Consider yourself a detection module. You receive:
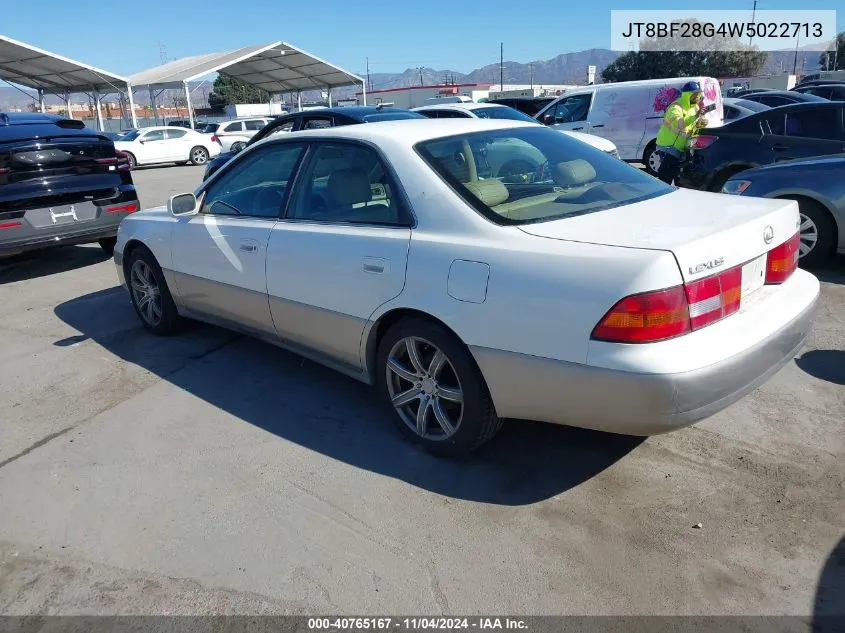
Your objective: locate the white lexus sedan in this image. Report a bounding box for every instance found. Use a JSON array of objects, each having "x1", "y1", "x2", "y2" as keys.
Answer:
[
  {"x1": 114, "y1": 126, "x2": 220, "y2": 168},
  {"x1": 113, "y1": 119, "x2": 819, "y2": 456}
]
